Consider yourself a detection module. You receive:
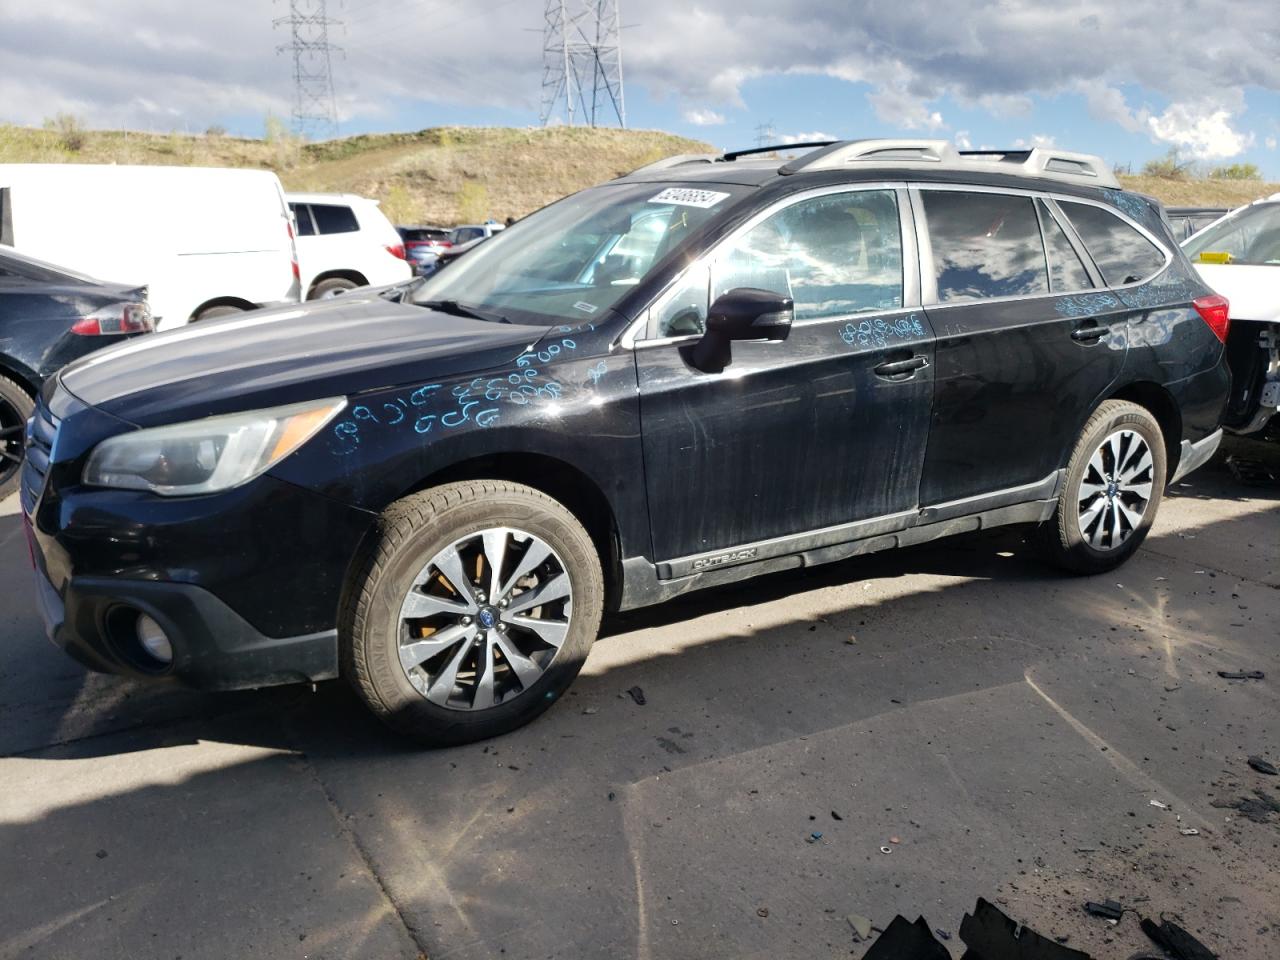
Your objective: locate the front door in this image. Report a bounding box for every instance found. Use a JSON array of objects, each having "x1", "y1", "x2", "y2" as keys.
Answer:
[{"x1": 635, "y1": 187, "x2": 936, "y2": 565}]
